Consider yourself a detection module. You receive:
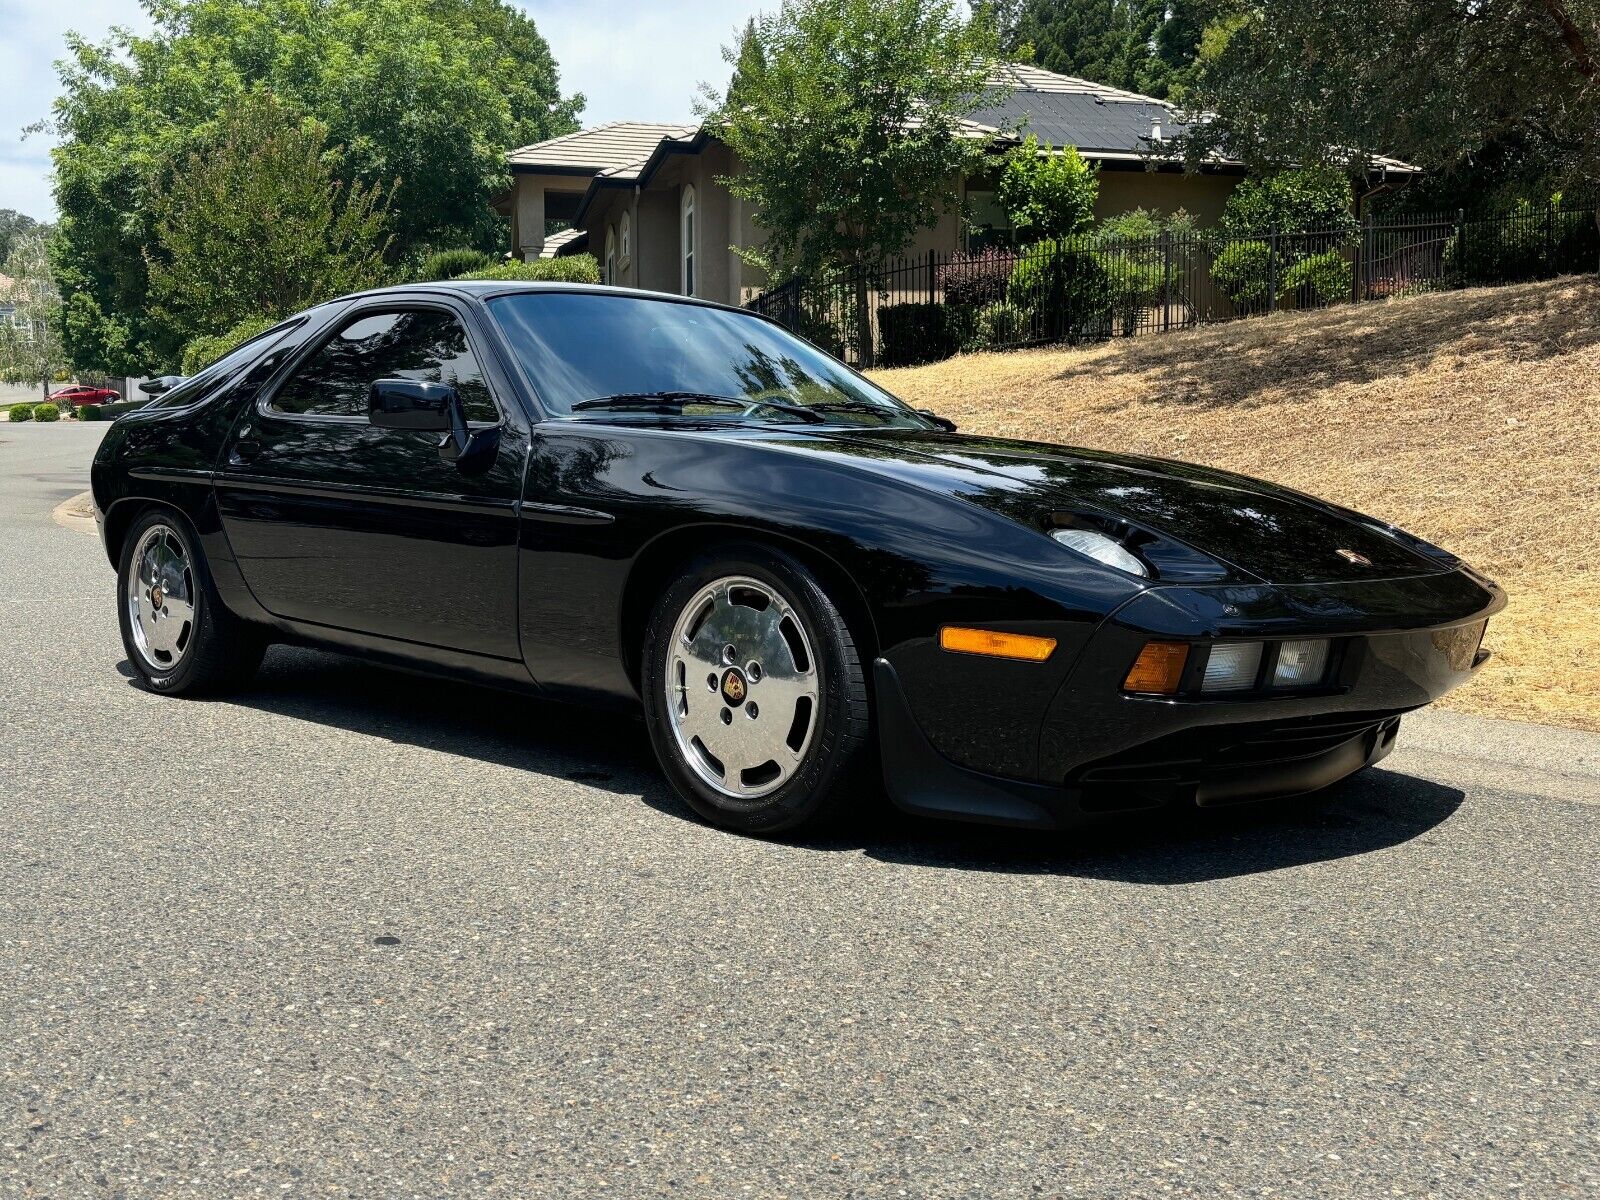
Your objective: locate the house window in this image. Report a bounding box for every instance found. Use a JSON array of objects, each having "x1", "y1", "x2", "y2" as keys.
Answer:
[
  {"x1": 619, "y1": 212, "x2": 631, "y2": 268},
  {"x1": 965, "y1": 188, "x2": 1013, "y2": 252},
  {"x1": 681, "y1": 185, "x2": 695, "y2": 296},
  {"x1": 605, "y1": 225, "x2": 617, "y2": 285}
]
